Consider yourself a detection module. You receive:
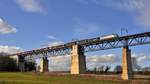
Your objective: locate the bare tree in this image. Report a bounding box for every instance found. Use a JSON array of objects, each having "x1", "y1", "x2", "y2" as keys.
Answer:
[{"x1": 104, "y1": 65, "x2": 111, "y2": 73}]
